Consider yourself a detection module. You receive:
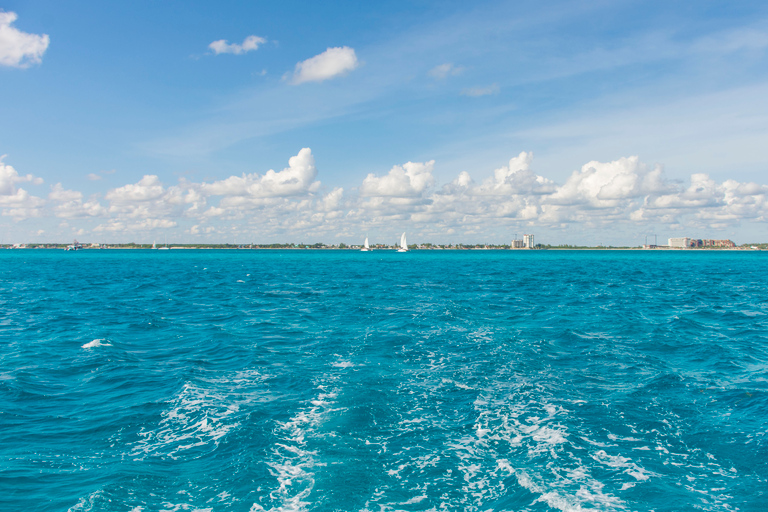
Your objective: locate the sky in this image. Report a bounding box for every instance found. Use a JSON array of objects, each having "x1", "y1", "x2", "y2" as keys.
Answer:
[{"x1": 1, "y1": 0, "x2": 768, "y2": 246}]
